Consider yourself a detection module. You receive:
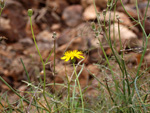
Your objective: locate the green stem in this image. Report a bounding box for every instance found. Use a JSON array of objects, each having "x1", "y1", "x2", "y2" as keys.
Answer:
[
  {"x1": 105, "y1": 78, "x2": 115, "y2": 103},
  {"x1": 93, "y1": 0, "x2": 119, "y2": 105},
  {"x1": 65, "y1": 65, "x2": 71, "y2": 113},
  {"x1": 136, "y1": 26, "x2": 149, "y2": 77},
  {"x1": 72, "y1": 77, "x2": 77, "y2": 112},
  {"x1": 134, "y1": 76, "x2": 147, "y2": 112},
  {"x1": 53, "y1": 35, "x2": 56, "y2": 90},
  {"x1": 29, "y1": 17, "x2": 51, "y2": 111},
  {"x1": 73, "y1": 63, "x2": 84, "y2": 113},
  {"x1": 142, "y1": 0, "x2": 150, "y2": 46},
  {"x1": 120, "y1": 0, "x2": 138, "y2": 23},
  {"x1": 118, "y1": 20, "x2": 132, "y2": 105},
  {"x1": 0, "y1": 76, "x2": 47, "y2": 111},
  {"x1": 20, "y1": 58, "x2": 40, "y2": 113},
  {"x1": 0, "y1": 8, "x2": 3, "y2": 16},
  {"x1": 52, "y1": 33, "x2": 59, "y2": 112}
]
